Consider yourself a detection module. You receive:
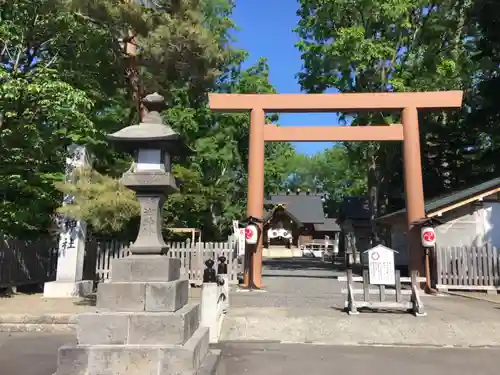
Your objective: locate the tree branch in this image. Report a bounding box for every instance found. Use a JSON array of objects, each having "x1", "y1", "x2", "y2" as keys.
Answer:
[
  {"x1": 12, "y1": 46, "x2": 23, "y2": 73},
  {"x1": 72, "y1": 11, "x2": 103, "y2": 26}
]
